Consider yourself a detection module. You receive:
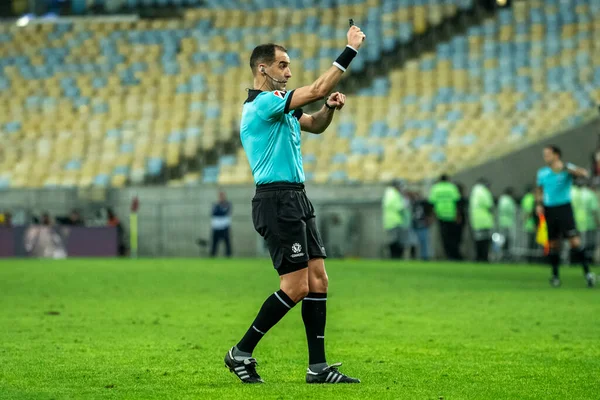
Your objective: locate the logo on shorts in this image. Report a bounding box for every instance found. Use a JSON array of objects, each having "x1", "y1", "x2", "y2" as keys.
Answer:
[
  {"x1": 291, "y1": 242, "x2": 305, "y2": 258},
  {"x1": 292, "y1": 243, "x2": 302, "y2": 254}
]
